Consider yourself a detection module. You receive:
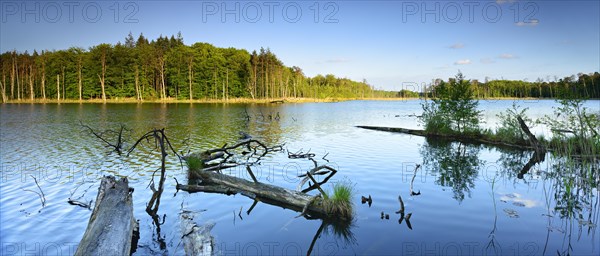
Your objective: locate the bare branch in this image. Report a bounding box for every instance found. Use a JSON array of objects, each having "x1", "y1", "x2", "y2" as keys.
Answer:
[
  {"x1": 80, "y1": 121, "x2": 127, "y2": 154},
  {"x1": 23, "y1": 175, "x2": 46, "y2": 207}
]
